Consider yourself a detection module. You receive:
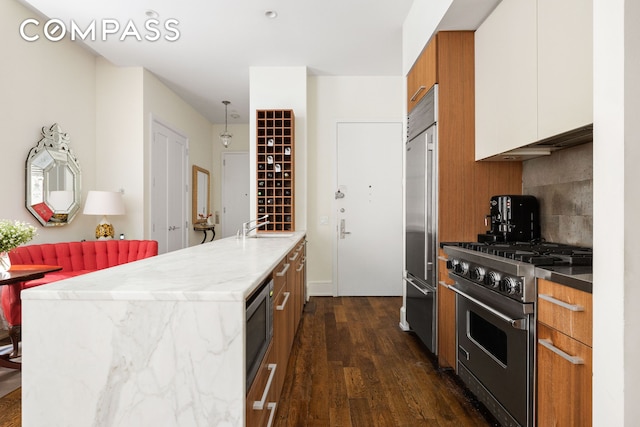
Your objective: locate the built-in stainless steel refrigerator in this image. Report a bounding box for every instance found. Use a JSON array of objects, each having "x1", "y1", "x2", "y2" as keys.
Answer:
[{"x1": 405, "y1": 85, "x2": 438, "y2": 353}]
